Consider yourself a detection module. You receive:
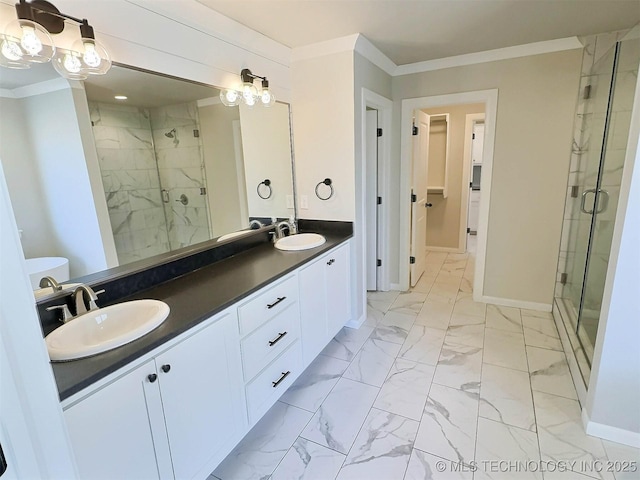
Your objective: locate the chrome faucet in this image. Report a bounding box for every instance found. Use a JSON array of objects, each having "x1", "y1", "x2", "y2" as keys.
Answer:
[
  {"x1": 275, "y1": 221, "x2": 291, "y2": 239},
  {"x1": 39, "y1": 276, "x2": 62, "y2": 291},
  {"x1": 73, "y1": 285, "x2": 104, "y2": 316}
]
